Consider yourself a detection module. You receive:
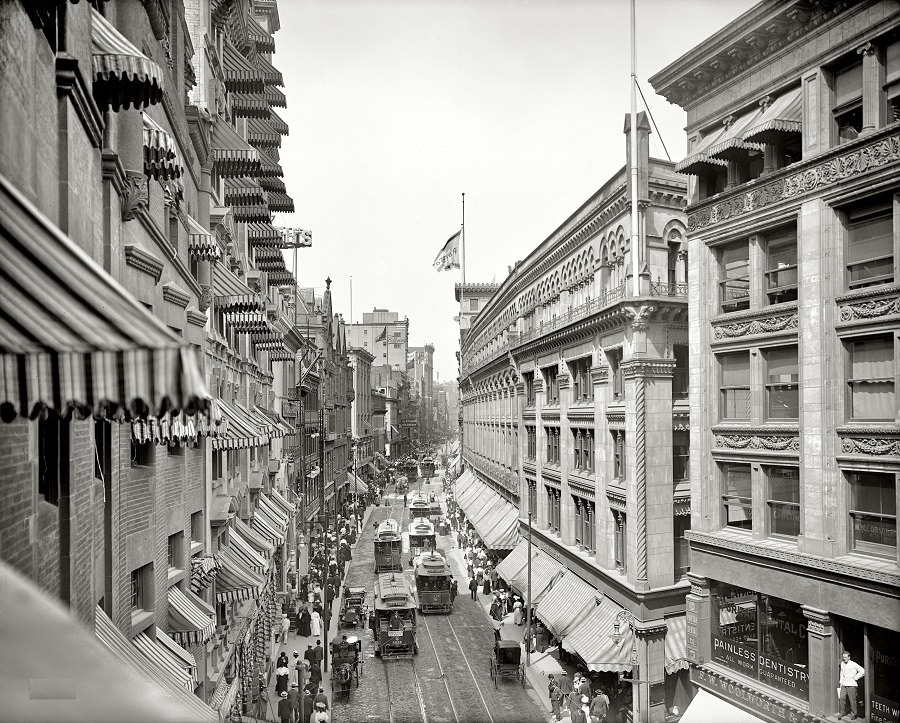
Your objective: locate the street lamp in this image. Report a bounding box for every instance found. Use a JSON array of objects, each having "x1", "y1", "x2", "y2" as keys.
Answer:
[{"x1": 612, "y1": 609, "x2": 642, "y2": 723}]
